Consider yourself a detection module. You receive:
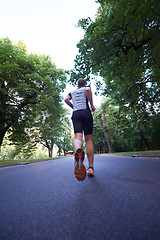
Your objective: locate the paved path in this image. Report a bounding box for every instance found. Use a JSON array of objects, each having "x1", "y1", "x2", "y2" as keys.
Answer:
[{"x1": 0, "y1": 155, "x2": 160, "y2": 240}]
